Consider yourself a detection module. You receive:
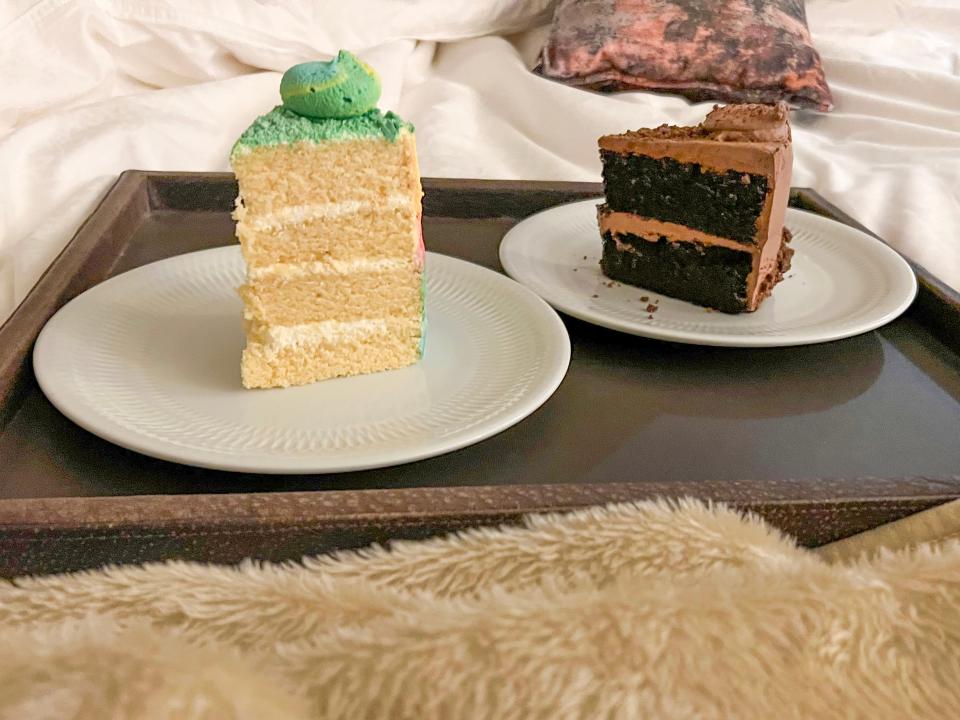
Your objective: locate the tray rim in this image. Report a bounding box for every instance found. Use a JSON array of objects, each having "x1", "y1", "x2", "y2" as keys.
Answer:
[{"x1": 1, "y1": 171, "x2": 959, "y2": 575}]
